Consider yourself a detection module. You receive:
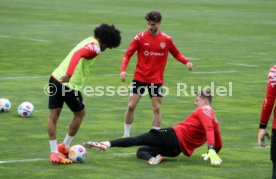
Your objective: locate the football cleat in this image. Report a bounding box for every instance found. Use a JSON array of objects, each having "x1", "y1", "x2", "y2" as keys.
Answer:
[
  {"x1": 148, "y1": 154, "x2": 164, "y2": 165},
  {"x1": 57, "y1": 143, "x2": 69, "y2": 157},
  {"x1": 50, "y1": 152, "x2": 73, "y2": 164},
  {"x1": 82, "y1": 141, "x2": 107, "y2": 151}
]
